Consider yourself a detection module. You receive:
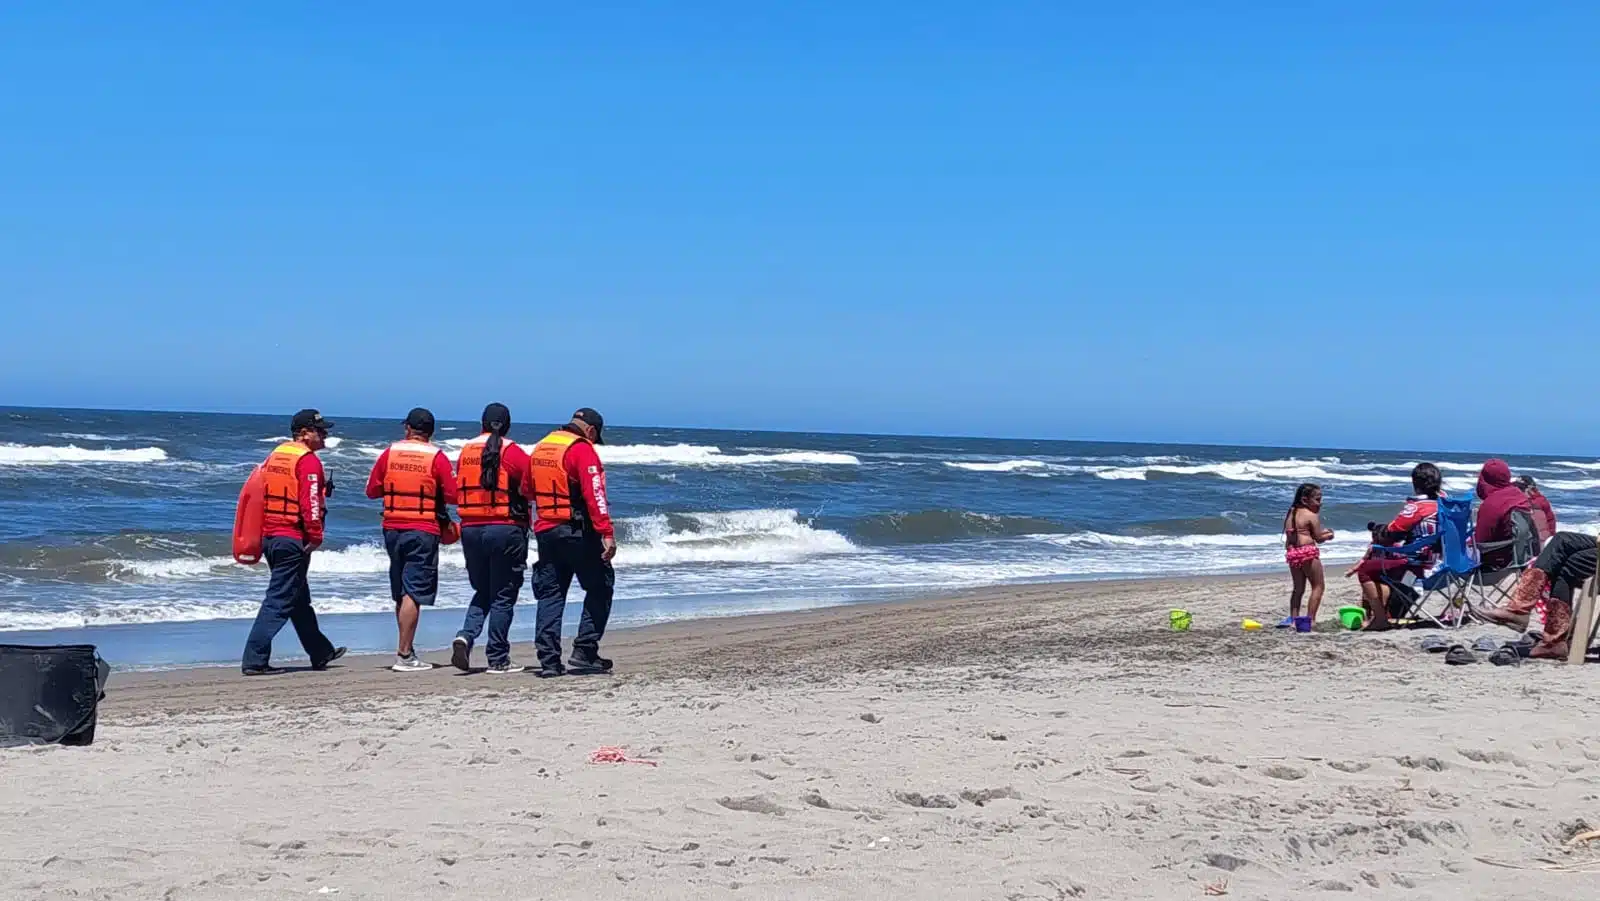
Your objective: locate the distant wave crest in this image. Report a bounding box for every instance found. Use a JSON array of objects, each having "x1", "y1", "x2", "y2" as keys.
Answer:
[
  {"x1": 0, "y1": 443, "x2": 170, "y2": 466},
  {"x1": 600, "y1": 444, "x2": 861, "y2": 467}
]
